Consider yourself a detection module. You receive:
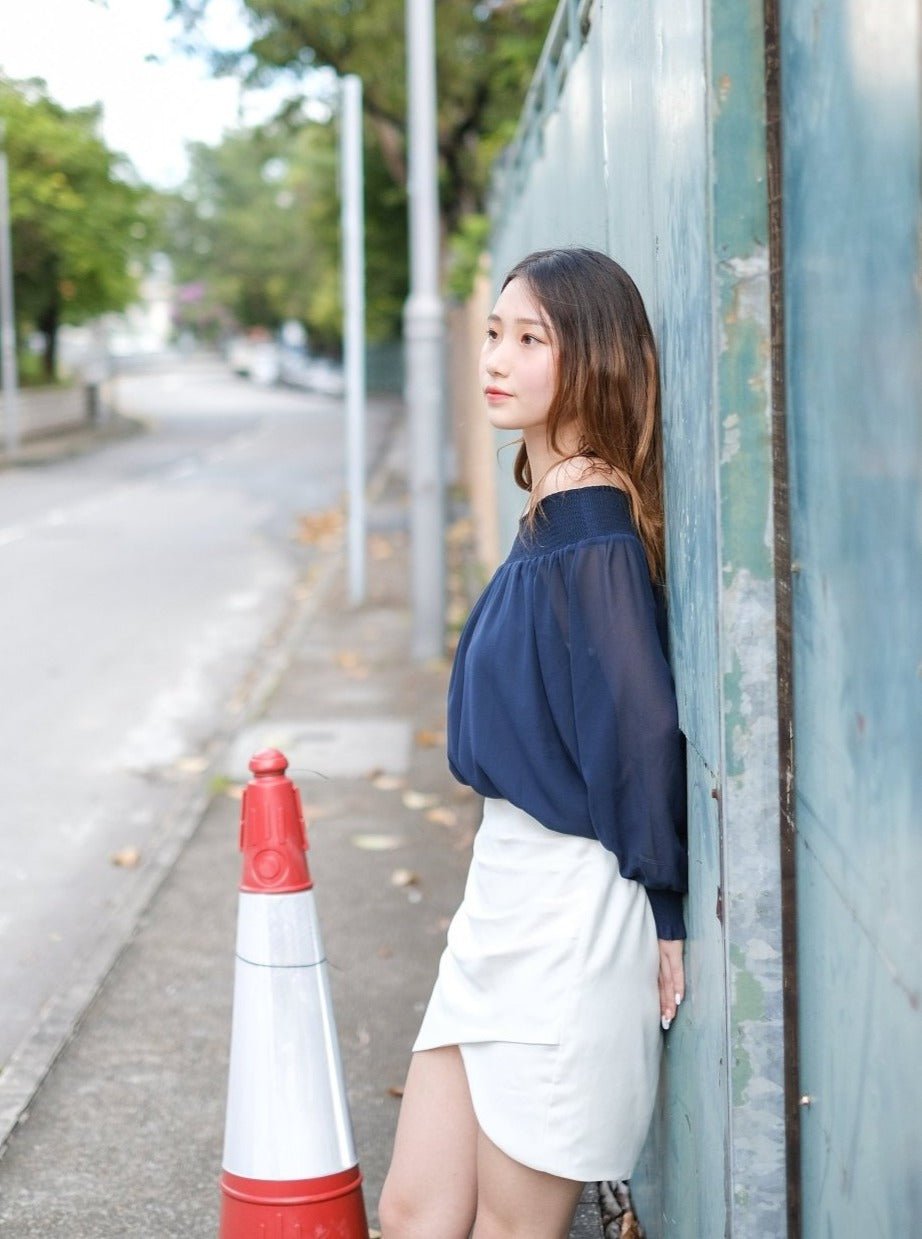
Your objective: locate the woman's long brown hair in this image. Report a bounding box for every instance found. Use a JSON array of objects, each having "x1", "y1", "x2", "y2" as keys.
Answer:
[{"x1": 503, "y1": 248, "x2": 666, "y2": 584}]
